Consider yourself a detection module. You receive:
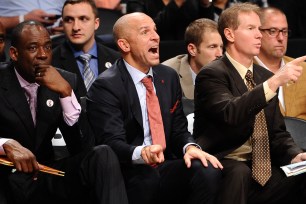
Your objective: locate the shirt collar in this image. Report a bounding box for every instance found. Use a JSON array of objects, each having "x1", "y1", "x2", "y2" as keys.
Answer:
[
  {"x1": 124, "y1": 60, "x2": 153, "y2": 85},
  {"x1": 15, "y1": 68, "x2": 39, "y2": 88},
  {"x1": 226, "y1": 52, "x2": 253, "y2": 80},
  {"x1": 189, "y1": 65, "x2": 197, "y2": 85},
  {"x1": 70, "y1": 41, "x2": 98, "y2": 59},
  {"x1": 254, "y1": 56, "x2": 285, "y2": 71}
]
